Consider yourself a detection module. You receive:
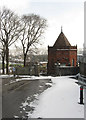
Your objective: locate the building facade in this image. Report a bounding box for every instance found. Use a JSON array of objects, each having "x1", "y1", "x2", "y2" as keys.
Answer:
[{"x1": 47, "y1": 28, "x2": 77, "y2": 75}]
